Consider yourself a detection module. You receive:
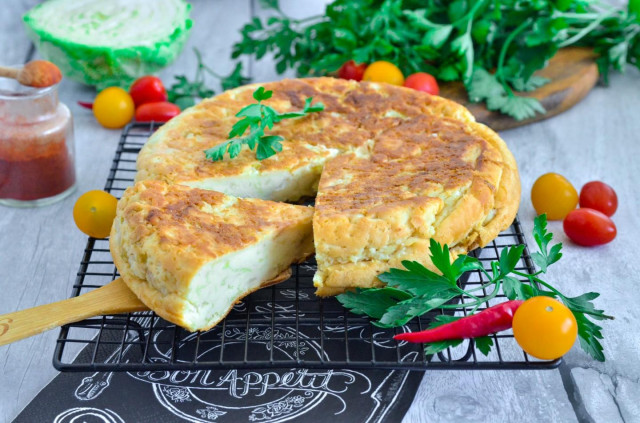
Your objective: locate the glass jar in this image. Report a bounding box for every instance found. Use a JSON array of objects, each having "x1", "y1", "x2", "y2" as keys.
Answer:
[{"x1": 0, "y1": 78, "x2": 76, "y2": 207}]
